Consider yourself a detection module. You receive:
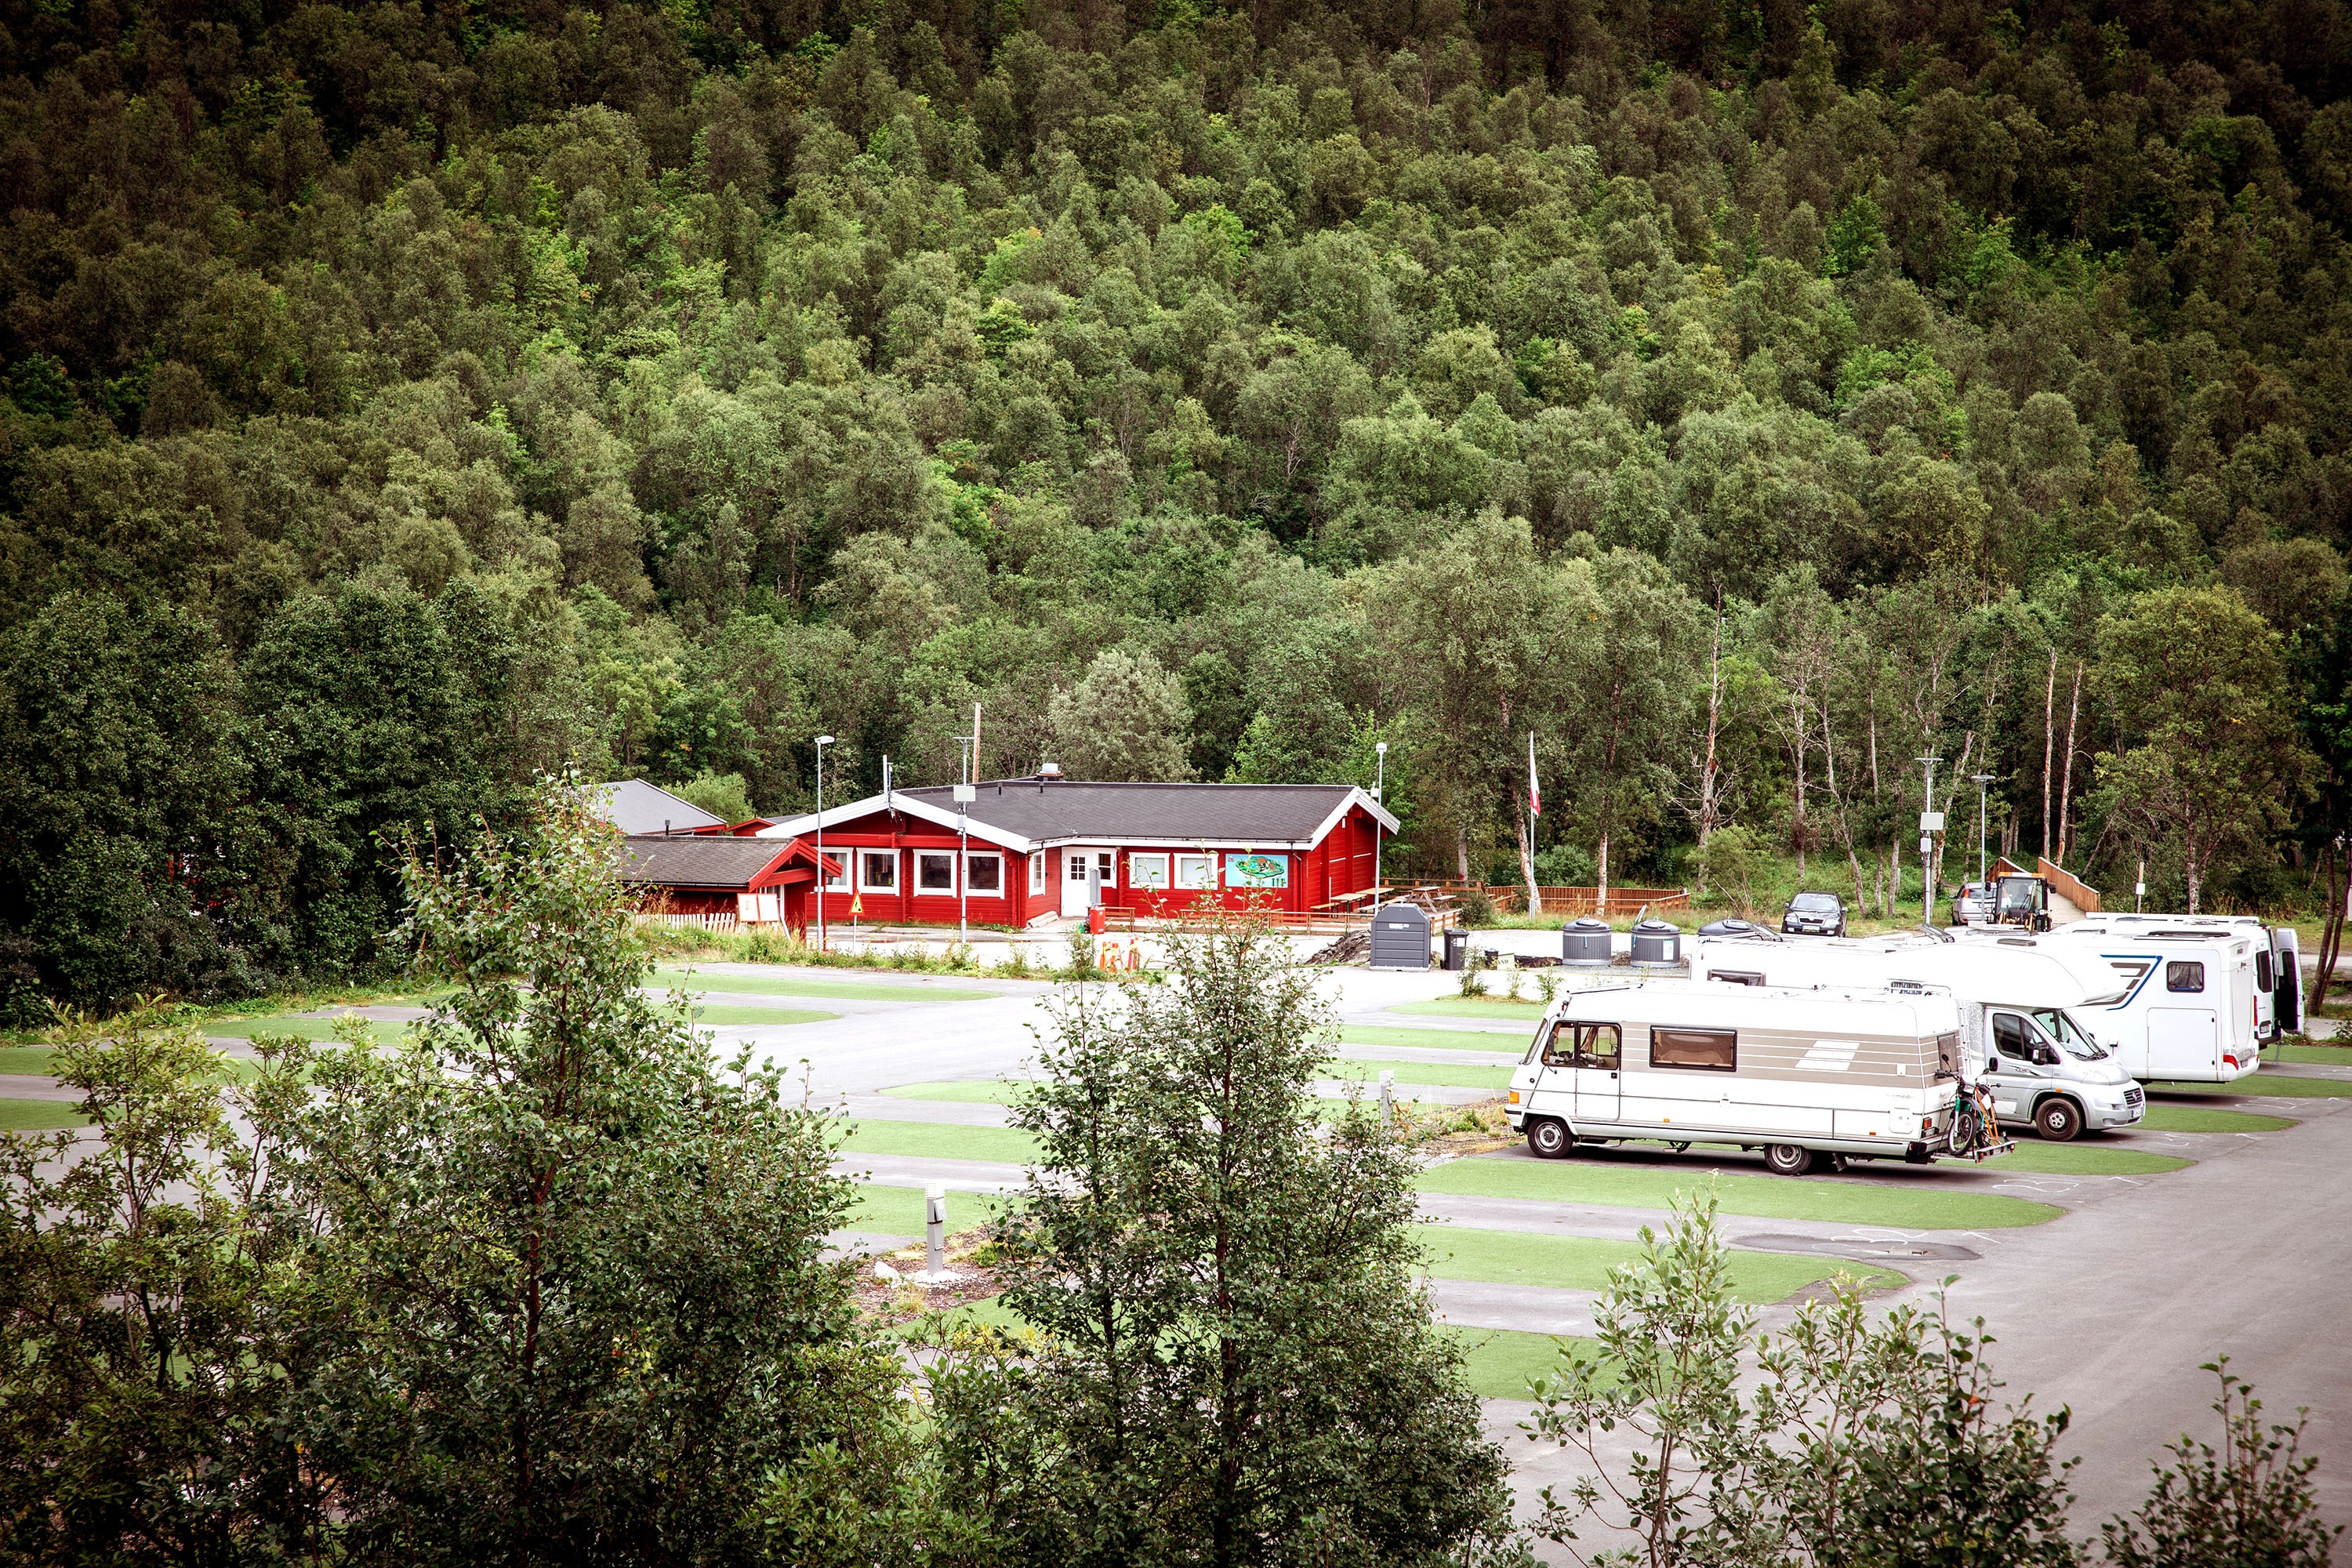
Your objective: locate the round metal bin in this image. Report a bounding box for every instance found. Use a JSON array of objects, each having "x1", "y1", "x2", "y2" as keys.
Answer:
[
  {"x1": 1630, "y1": 919, "x2": 1682, "y2": 965},
  {"x1": 1561, "y1": 916, "x2": 1613, "y2": 966}
]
